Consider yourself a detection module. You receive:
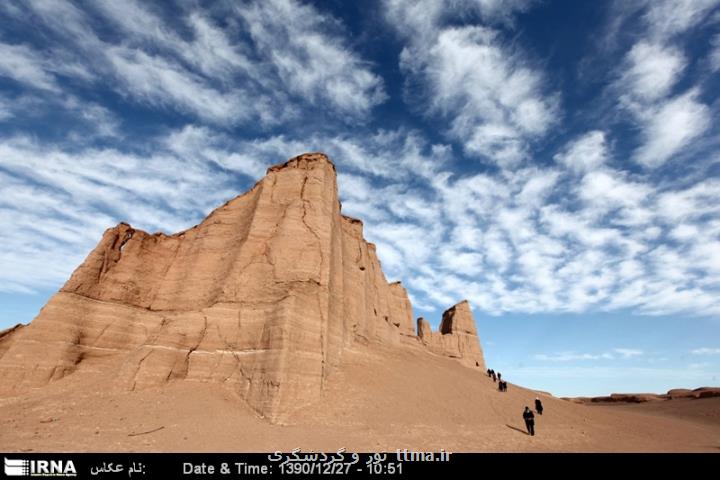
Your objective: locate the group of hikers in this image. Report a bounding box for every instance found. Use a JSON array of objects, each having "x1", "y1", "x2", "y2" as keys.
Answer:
[
  {"x1": 486, "y1": 368, "x2": 508, "y2": 392},
  {"x1": 486, "y1": 367, "x2": 545, "y2": 436}
]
